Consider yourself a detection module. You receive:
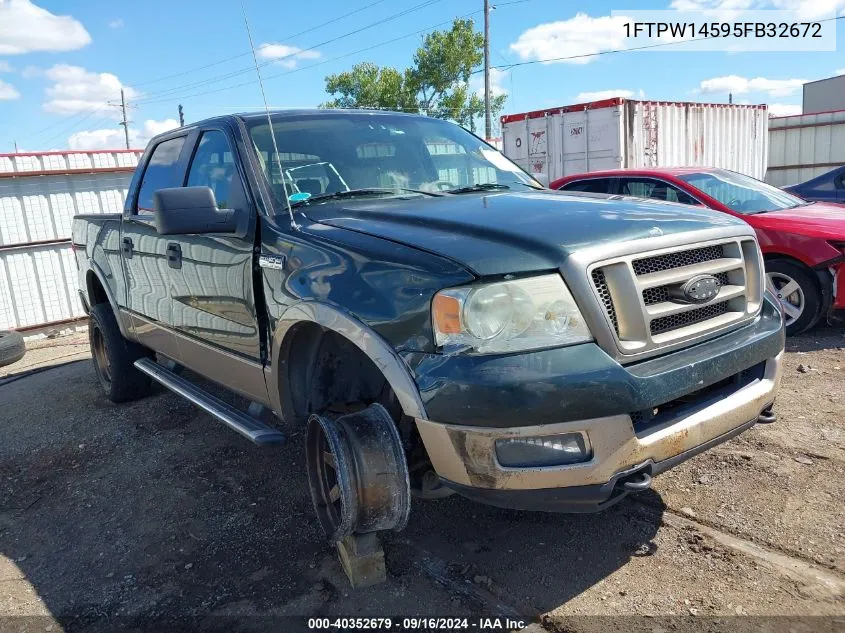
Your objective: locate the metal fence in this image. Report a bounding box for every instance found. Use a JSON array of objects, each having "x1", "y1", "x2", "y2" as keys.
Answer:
[{"x1": 0, "y1": 149, "x2": 141, "y2": 331}]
